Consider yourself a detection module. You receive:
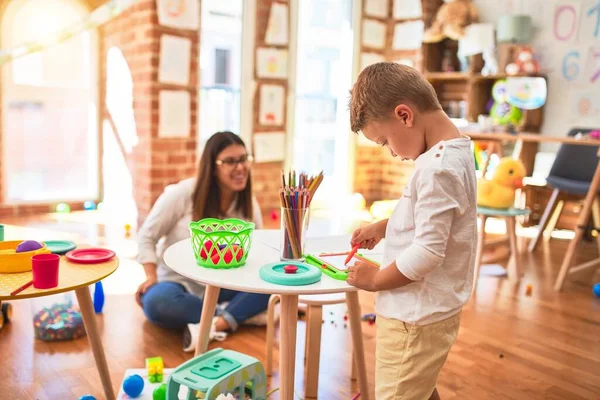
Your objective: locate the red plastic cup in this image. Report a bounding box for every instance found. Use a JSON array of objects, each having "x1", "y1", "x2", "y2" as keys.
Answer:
[{"x1": 32, "y1": 254, "x2": 60, "y2": 289}]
